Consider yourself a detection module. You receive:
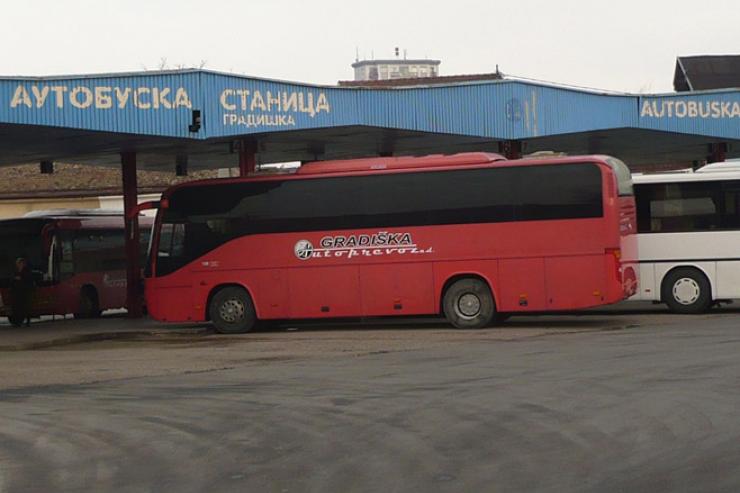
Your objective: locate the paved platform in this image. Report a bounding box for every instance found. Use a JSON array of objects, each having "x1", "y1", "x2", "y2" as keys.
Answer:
[
  {"x1": 0, "y1": 315, "x2": 209, "y2": 351},
  {"x1": 0, "y1": 301, "x2": 735, "y2": 351}
]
